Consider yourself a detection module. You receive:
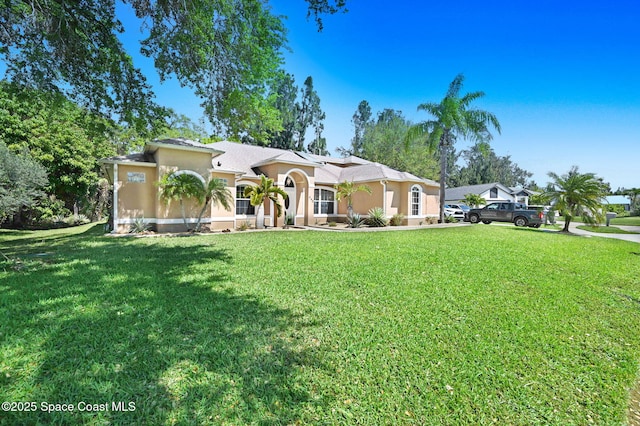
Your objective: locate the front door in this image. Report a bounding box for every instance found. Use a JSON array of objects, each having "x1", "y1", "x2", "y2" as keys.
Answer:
[{"x1": 284, "y1": 177, "x2": 296, "y2": 225}]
